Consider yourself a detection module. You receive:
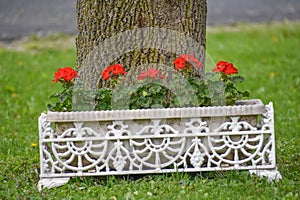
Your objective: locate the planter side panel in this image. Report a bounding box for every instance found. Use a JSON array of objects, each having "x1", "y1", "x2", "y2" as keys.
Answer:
[{"x1": 38, "y1": 102, "x2": 280, "y2": 190}]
